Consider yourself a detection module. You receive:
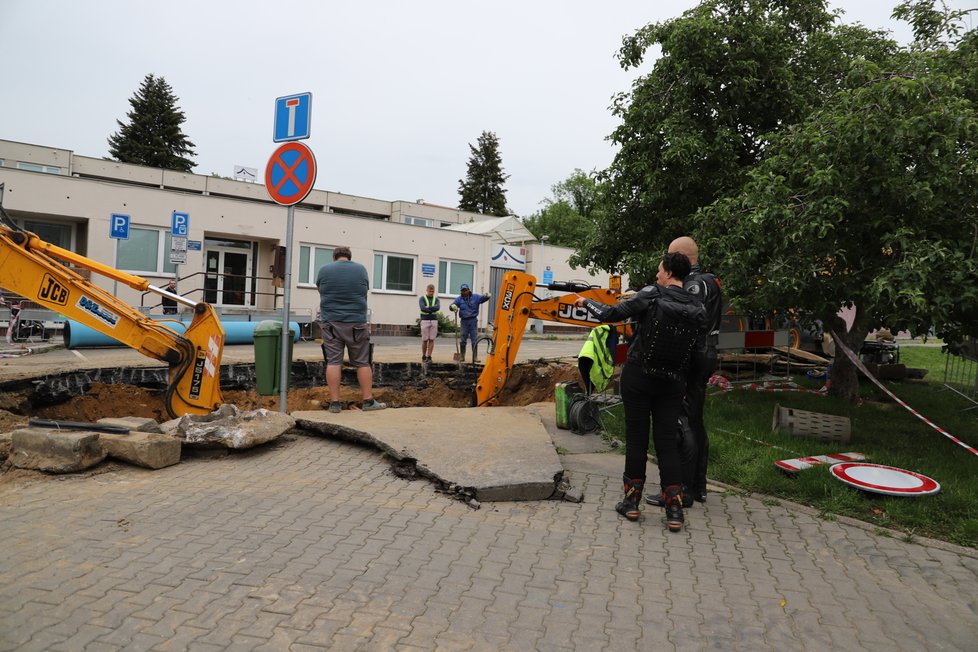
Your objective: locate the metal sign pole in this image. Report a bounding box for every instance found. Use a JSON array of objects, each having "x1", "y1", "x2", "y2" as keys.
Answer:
[{"x1": 279, "y1": 205, "x2": 295, "y2": 413}]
